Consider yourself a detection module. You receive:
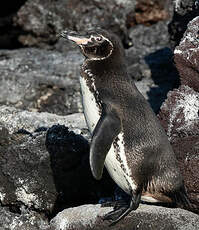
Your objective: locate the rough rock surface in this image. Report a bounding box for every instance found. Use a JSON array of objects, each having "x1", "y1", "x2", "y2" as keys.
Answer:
[
  {"x1": 50, "y1": 204, "x2": 199, "y2": 230},
  {"x1": 0, "y1": 207, "x2": 49, "y2": 230},
  {"x1": 0, "y1": 106, "x2": 86, "y2": 134},
  {"x1": 0, "y1": 0, "x2": 173, "y2": 50},
  {"x1": 0, "y1": 106, "x2": 114, "y2": 226},
  {"x1": 158, "y1": 85, "x2": 199, "y2": 212},
  {"x1": 0, "y1": 128, "x2": 56, "y2": 212},
  {"x1": 14, "y1": 0, "x2": 134, "y2": 48},
  {"x1": 168, "y1": 0, "x2": 199, "y2": 48},
  {"x1": 0, "y1": 48, "x2": 83, "y2": 115},
  {"x1": 158, "y1": 85, "x2": 199, "y2": 140},
  {"x1": 0, "y1": 45, "x2": 177, "y2": 115},
  {"x1": 14, "y1": 0, "x2": 172, "y2": 49},
  {"x1": 174, "y1": 16, "x2": 199, "y2": 92}
]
